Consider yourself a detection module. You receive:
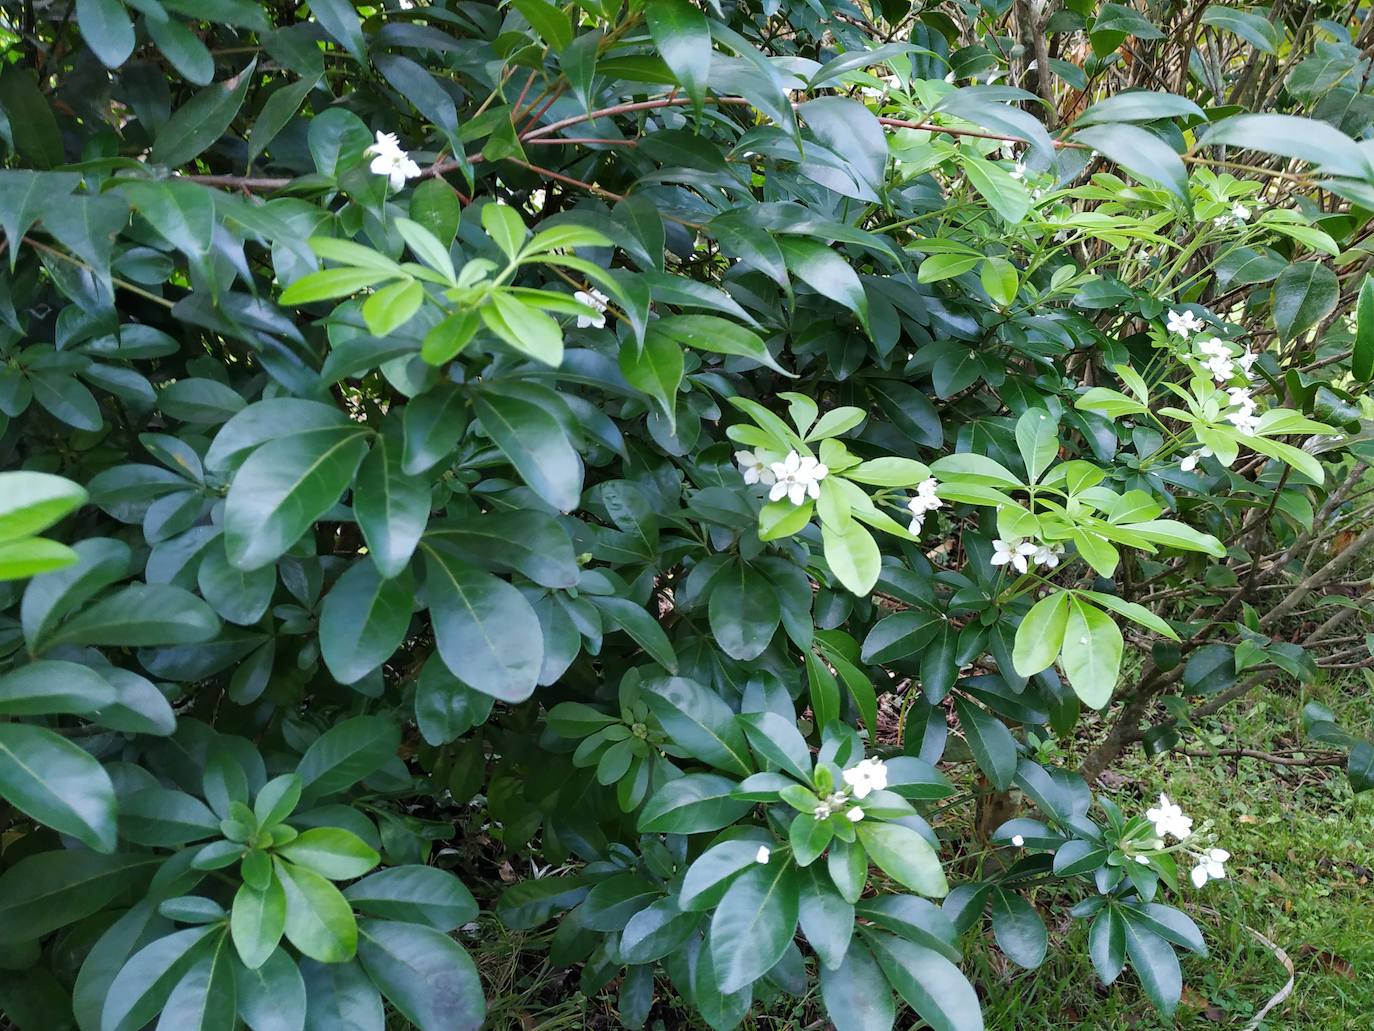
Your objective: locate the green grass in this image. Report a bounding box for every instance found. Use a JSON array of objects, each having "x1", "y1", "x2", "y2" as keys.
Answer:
[{"x1": 471, "y1": 673, "x2": 1374, "y2": 1030}]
